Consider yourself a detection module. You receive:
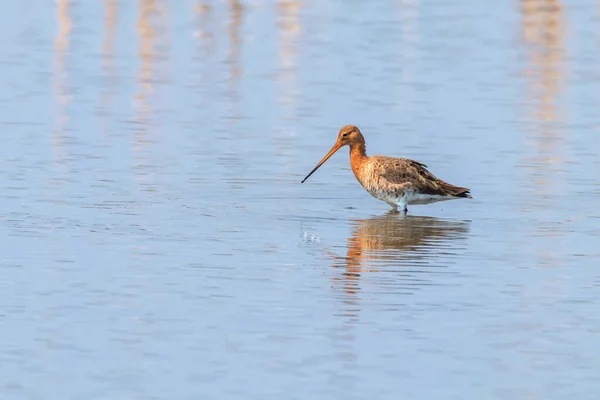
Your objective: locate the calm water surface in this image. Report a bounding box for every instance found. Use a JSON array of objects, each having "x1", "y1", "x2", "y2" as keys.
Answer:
[{"x1": 1, "y1": 1, "x2": 600, "y2": 399}]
